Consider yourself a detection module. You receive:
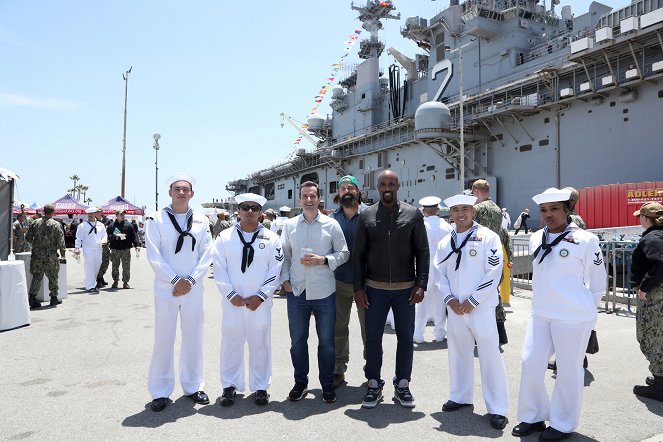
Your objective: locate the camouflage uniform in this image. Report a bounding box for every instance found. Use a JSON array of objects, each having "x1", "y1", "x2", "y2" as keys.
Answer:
[
  {"x1": 474, "y1": 198, "x2": 512, "y2": 332},
  {"x1": 12, "y1": 219, "x2": 30, "y2": 253},
  {"x1": 637, "y1": 283, "x2": 663, "y2": 377},
  {"x1": 262, "y1": 219, "x2": 272, "y2": 231},
  {"x1": 25, "y1": 216, "x2": 65, "y2": 296},
  {"x1": 568, "y1": 212, "x2": 586, "y2": 229},
  {"x1": 110, "y1": 248, "x2": 132, "y2": 283},
  {"x1": 213, "y1": 219, "x2": 232, "y2": 238}
]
